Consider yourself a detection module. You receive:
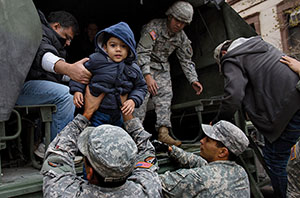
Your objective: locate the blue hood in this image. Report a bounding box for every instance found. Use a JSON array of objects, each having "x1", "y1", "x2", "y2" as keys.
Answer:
[{"x1": 94, "y1": 22, "x2": 137, "y2": 63}]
